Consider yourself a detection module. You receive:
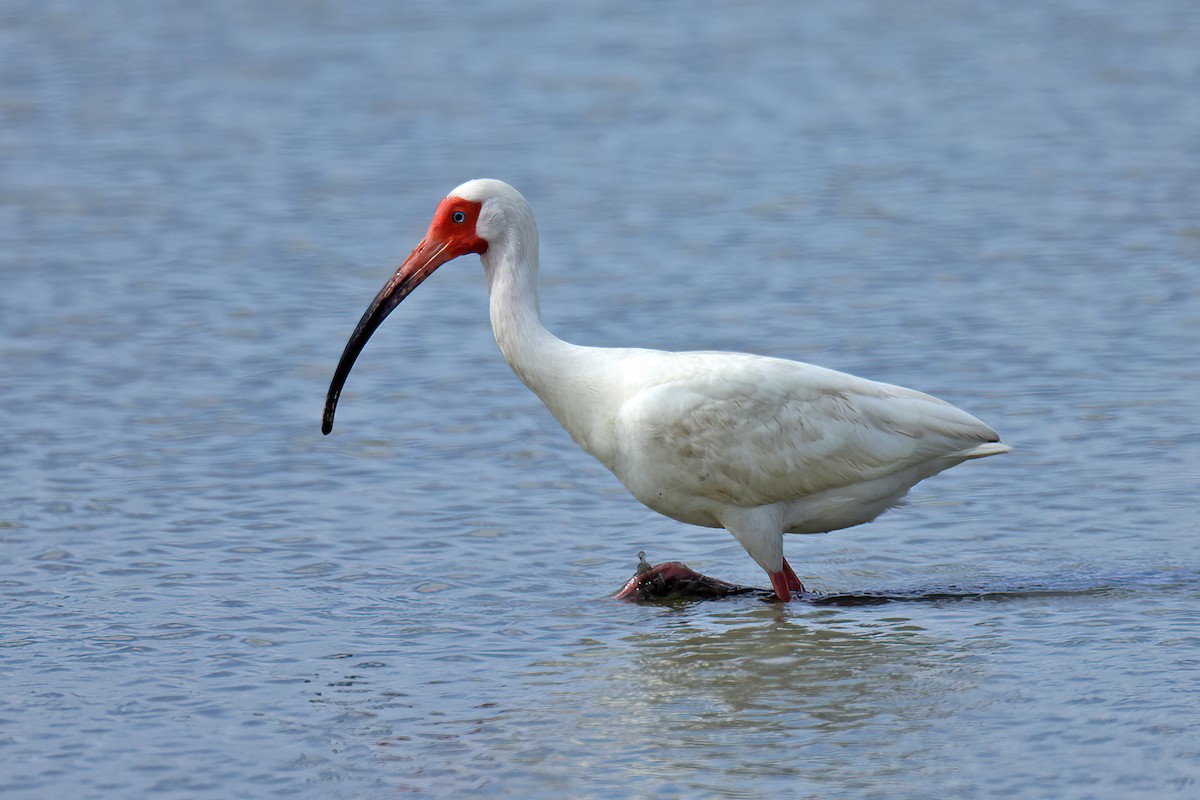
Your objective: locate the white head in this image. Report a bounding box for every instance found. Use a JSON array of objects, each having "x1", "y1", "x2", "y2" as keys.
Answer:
[{"x1": 446, "y1": 179, "x2": 538, "y2": 274}]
